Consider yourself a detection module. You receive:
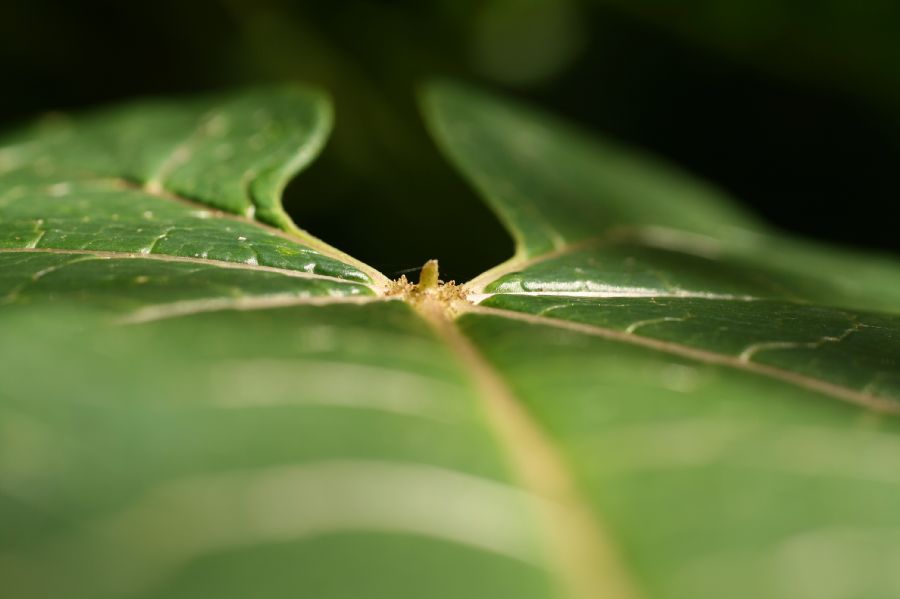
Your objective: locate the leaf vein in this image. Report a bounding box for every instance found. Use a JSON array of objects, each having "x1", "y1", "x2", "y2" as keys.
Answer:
[
  {"x1": 413, "y1": 297, "x2": 639, "y2": 599},
  {"x1": 465, "y1": 304, "x2": 900, "y2": 414},
  {"x1": 118, "y1": 294, "x2": 389, "y2": 324},
  {"x1": 0, "y1": 248, "x2": 374, "y2": 288}
]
